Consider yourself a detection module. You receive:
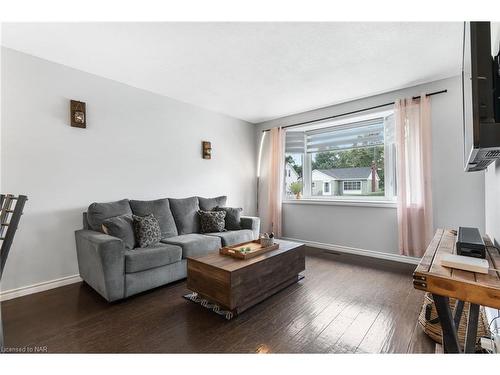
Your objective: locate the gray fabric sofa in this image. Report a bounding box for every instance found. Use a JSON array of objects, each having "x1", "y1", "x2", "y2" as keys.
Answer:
[{"x1": 75, "y1": 196, "x2": 260, "y2": 302}]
